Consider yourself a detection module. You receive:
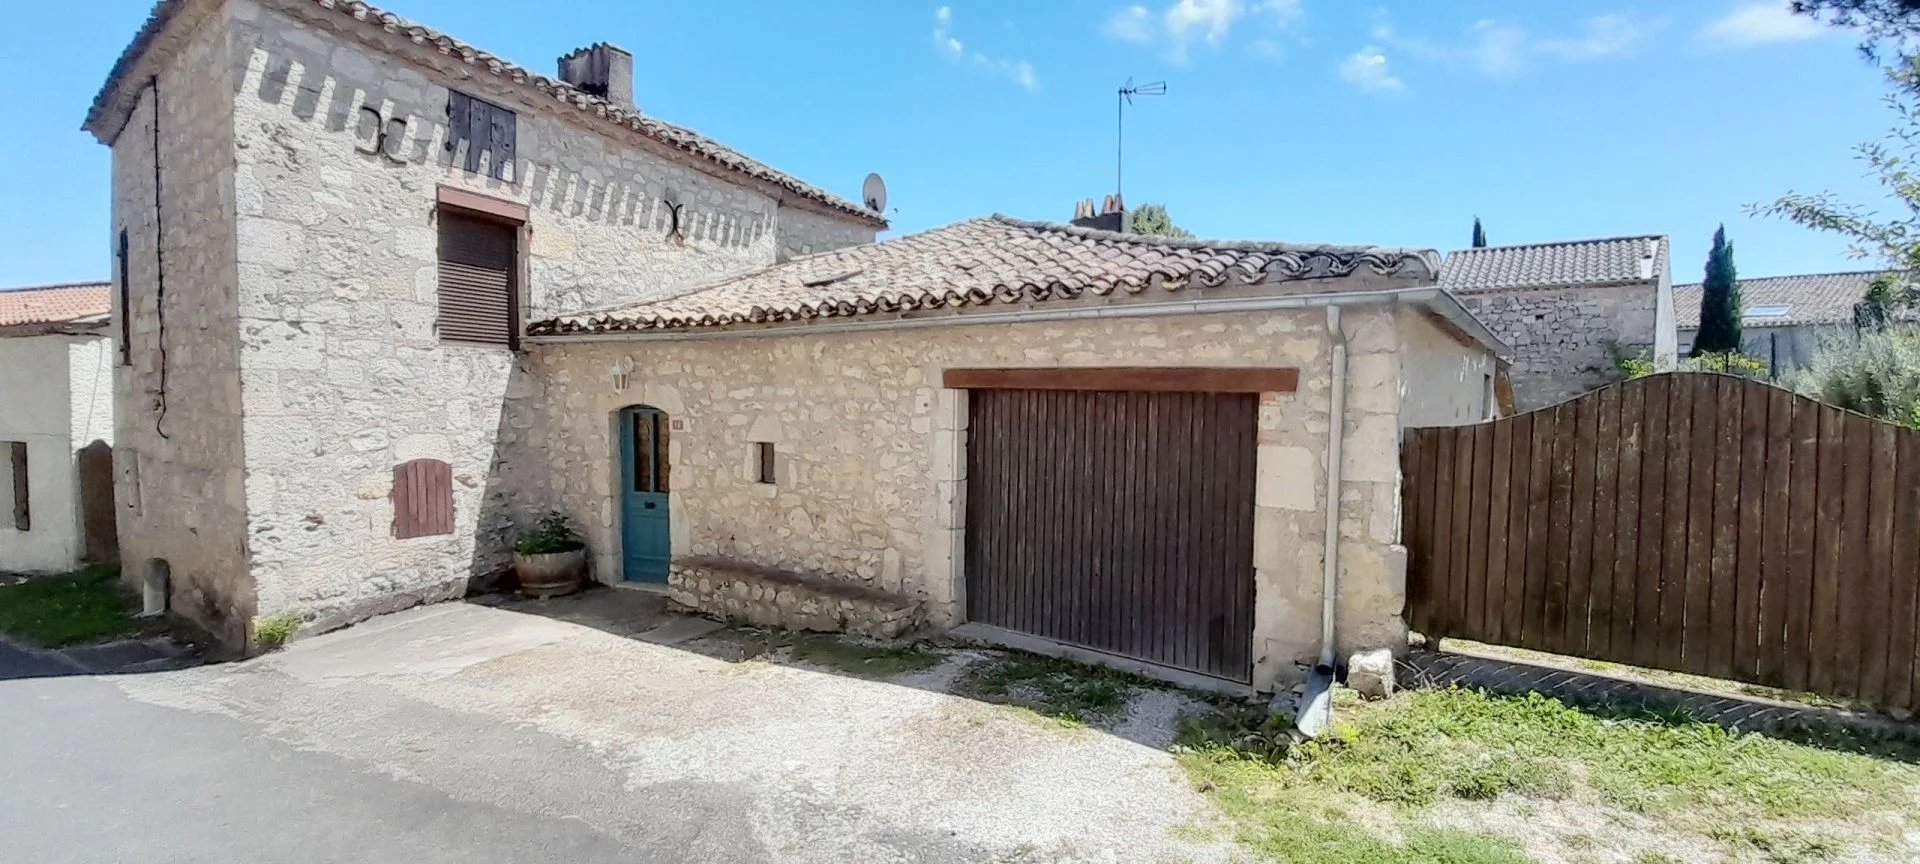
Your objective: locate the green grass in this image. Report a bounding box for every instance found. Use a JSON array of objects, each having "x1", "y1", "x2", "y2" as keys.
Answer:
[
  {"x1": 252, "y1": 613, "x2": 302, "y2": 650},
  {"x1": 1179, "y1": 751, "x2": 1534, "y2": 864},
  {"x1": 787, "y1": 634, "x2": 939, "y2": 678},
  {"x1": 1175, "y1": 686, "x2": 1920, "y2": 862},
  {"x1": 0, "y1": 566, "x2": 142, "y2": 648},
  {"x1": 1188, "y1": 687, "x2": 1917, "y2": 822},
  {"x1": 952, "y1": 654, "x2": 1145, "y2": 725}
]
